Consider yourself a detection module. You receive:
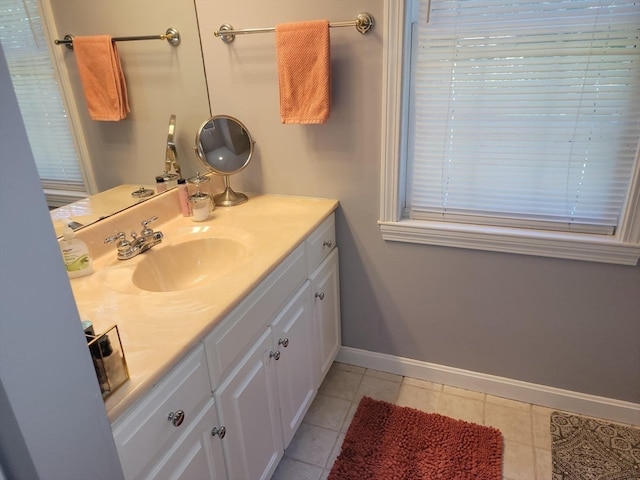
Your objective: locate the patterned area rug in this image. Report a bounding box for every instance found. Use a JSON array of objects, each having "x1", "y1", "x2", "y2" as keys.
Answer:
[
  {"x1": 551, "y1": 411, "x2": 640, "y2": 480},
  {"x1": 329, "y1": 396, "x2": 503, "y2": 480}
]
